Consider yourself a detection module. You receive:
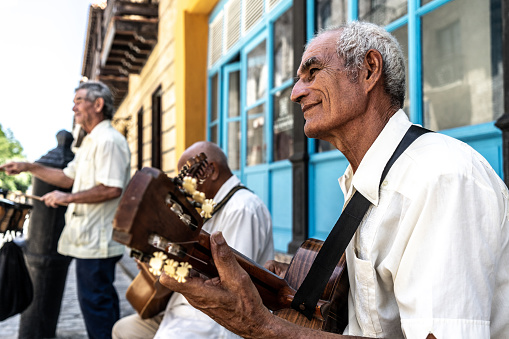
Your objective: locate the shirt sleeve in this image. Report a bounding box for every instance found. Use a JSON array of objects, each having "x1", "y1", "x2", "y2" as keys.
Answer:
[
  {"x1": 394, "y1": 169, "x2": 509, "y2": 338},
  {"x1": 63, "y1": 158, "x2": 77, "y2": 179}
]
